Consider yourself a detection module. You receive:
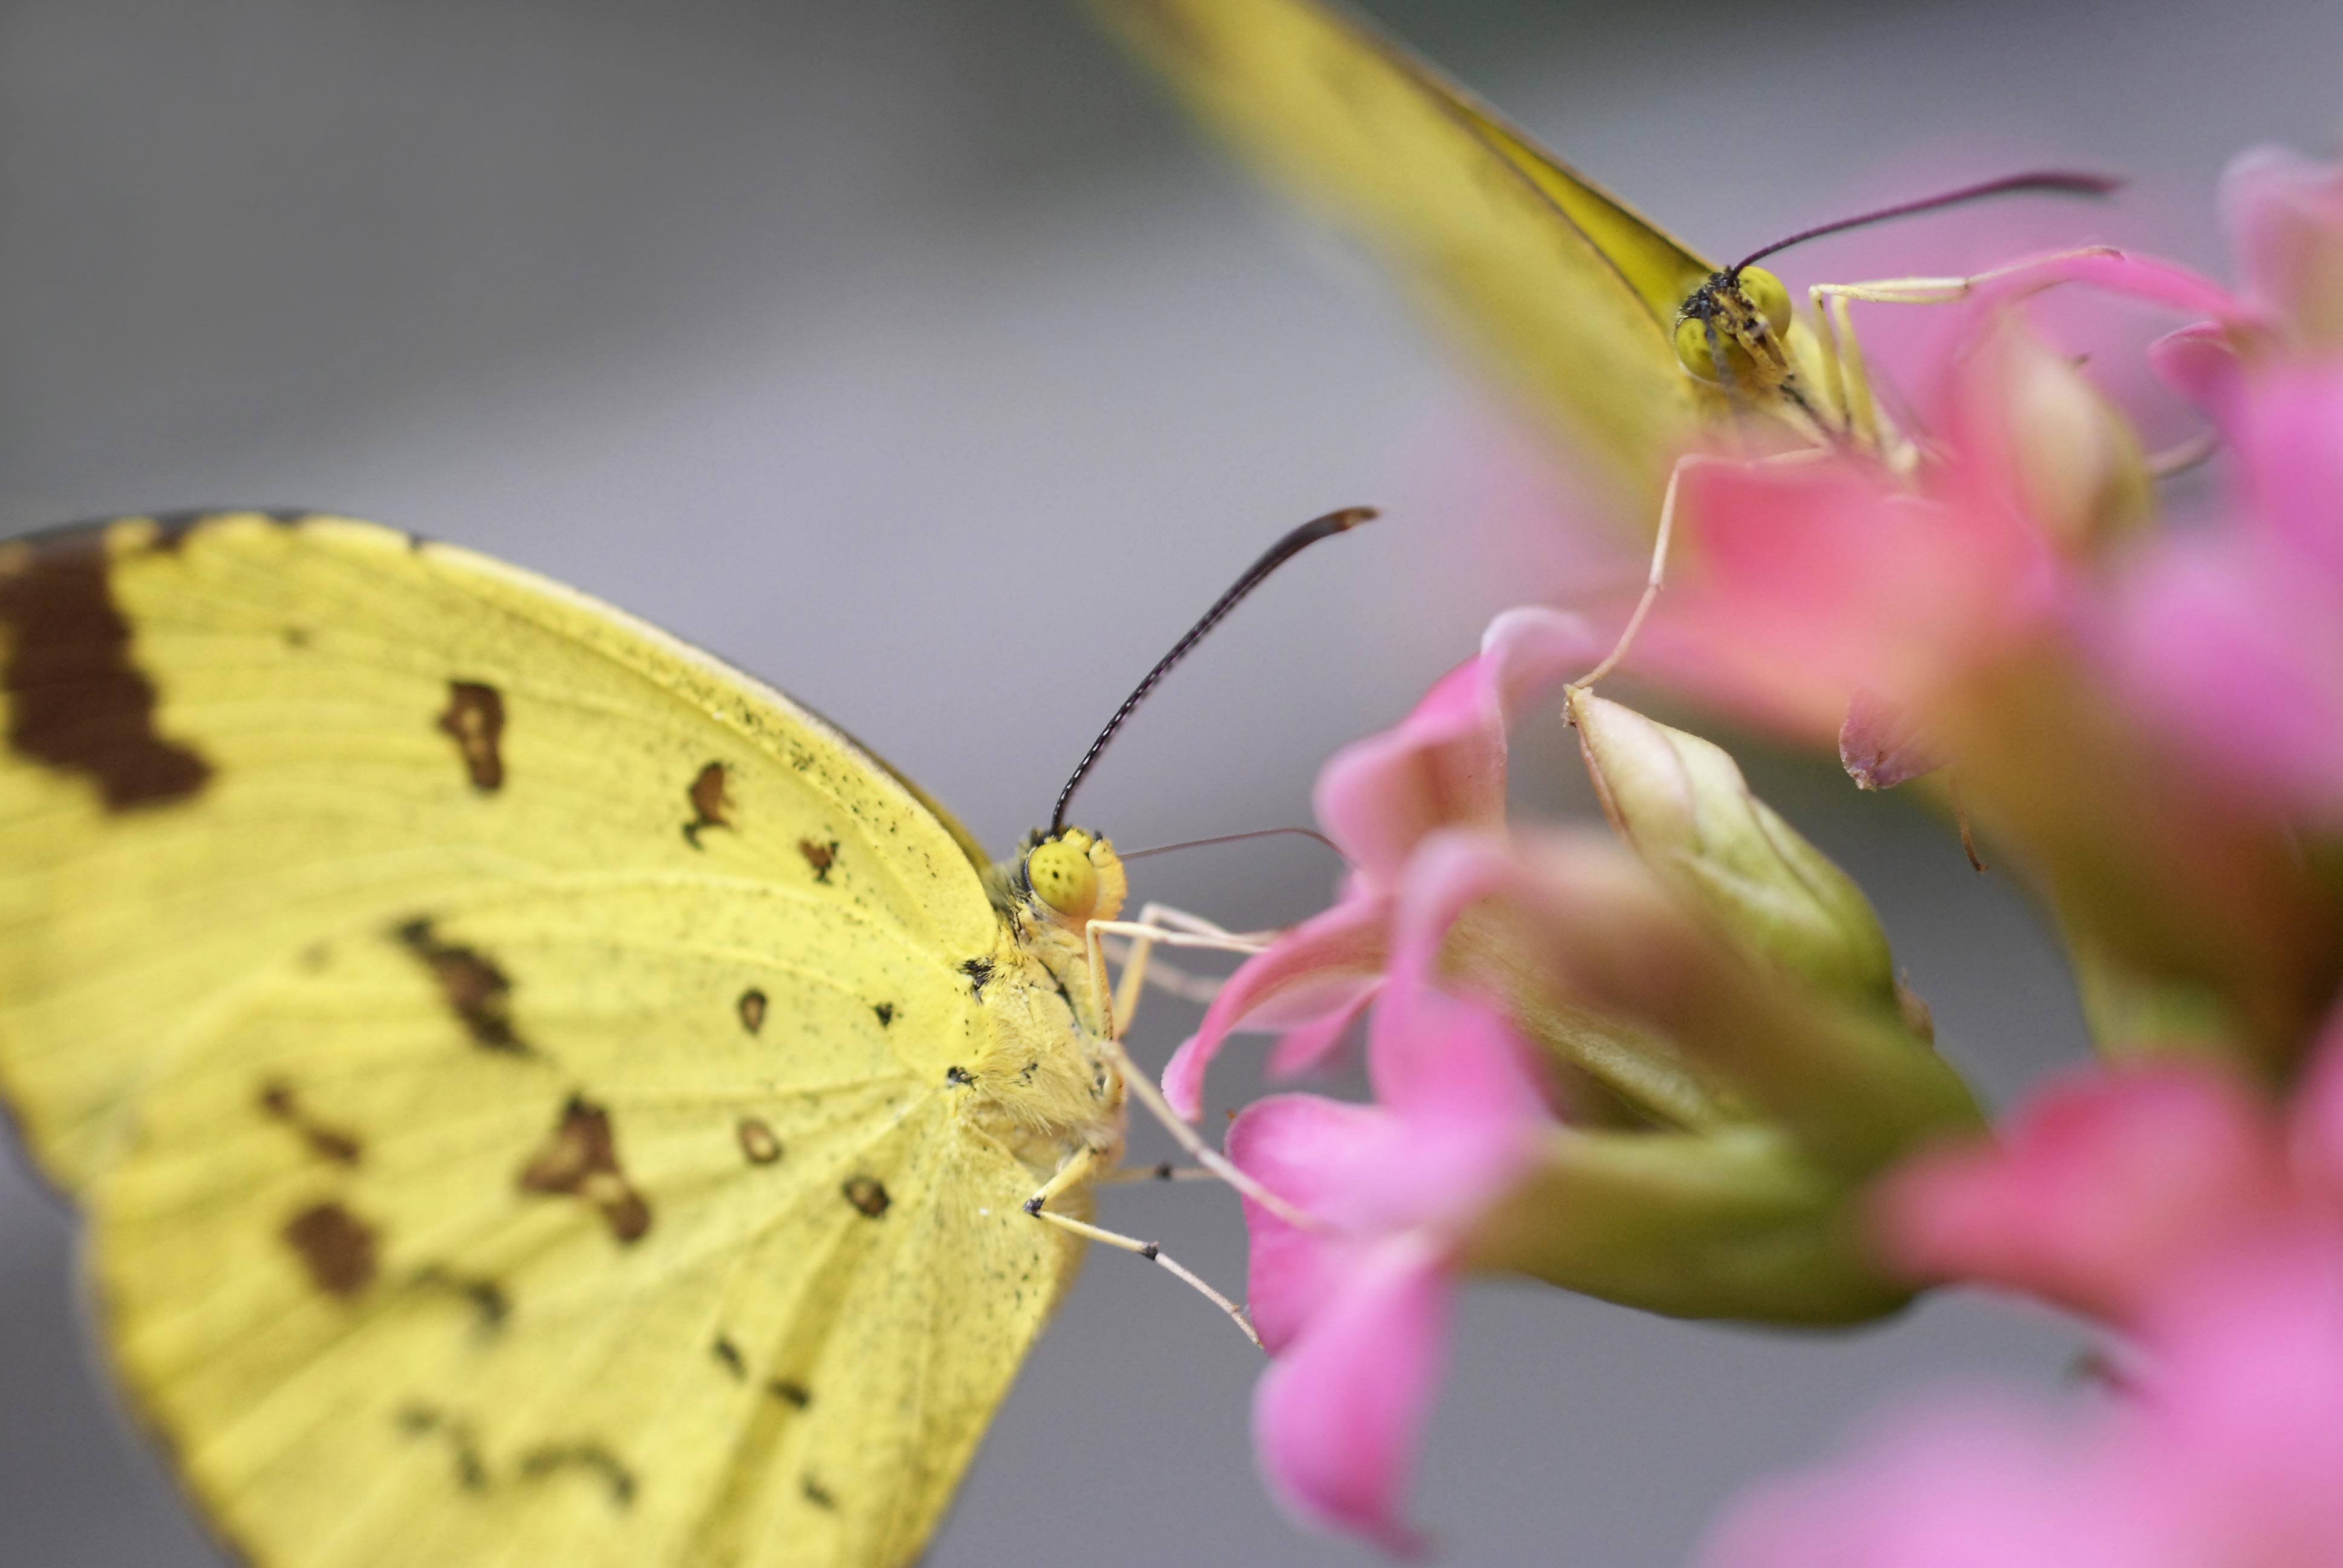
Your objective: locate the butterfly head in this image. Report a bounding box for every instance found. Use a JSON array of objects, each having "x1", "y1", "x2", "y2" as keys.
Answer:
[
  {"x1": 1020, "y1": 828, "x2": 1129, "y2": 932},
  {"x1": 1673, "y1": 266, "x2": 1794, "y2": 390}
]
